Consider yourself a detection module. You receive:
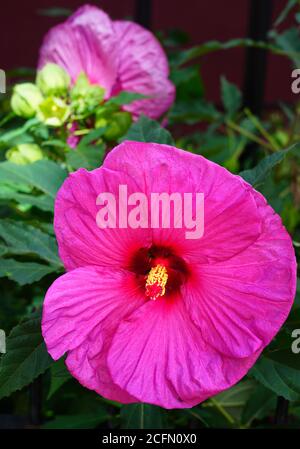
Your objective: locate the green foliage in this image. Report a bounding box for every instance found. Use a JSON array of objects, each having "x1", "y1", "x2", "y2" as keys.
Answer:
[
  {"x1": 221, "y1": 76, "x2": 242, "y2": 116},
  {"x1": 122, "y1": 115, "x2": 174, "y2": 145},
  {"x1": 121, "y1": 404, "x2": 166, "y2": 429},
  {"x1": 0, "y1": 313, "x2": 53, "y2": 400},
  {"x1": 0, "y1": 259, "x2": 57, "y2": 285},
  {"x1": 1, "y1": 2, "x2": 300, "y2": 430},
  {"x1": 239, "y1": 143, "x2": 300, "y2": 188},
  {"x1": 251, "y1": 357, "x2": 300, "y2": 401},
  {"x1": 0, "y1": 160, "x2": 67, "y2": 200}
]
